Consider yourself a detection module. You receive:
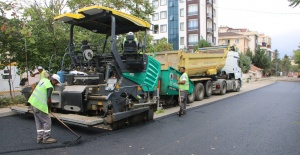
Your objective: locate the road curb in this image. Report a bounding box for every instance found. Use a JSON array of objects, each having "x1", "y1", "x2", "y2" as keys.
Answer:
[{"x1": 0, "y1": 108, "x2": 17, "y2": 118}]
